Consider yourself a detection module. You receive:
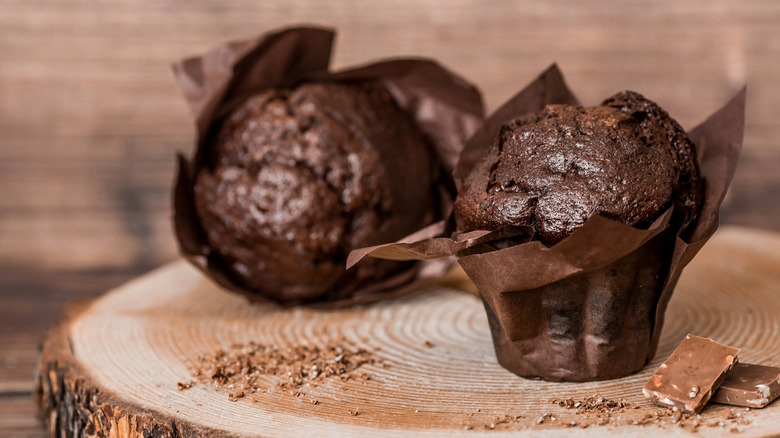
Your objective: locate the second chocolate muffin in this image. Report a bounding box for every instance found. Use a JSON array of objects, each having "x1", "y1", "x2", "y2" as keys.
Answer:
[
  {"x1": 194, "y1": 82, "x2": 437, "y2": 302},
  {"x1": 454, "y1": 91, "x2": 702, "y2": 244}
]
